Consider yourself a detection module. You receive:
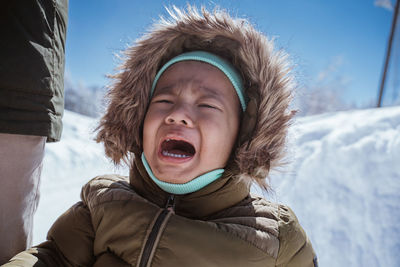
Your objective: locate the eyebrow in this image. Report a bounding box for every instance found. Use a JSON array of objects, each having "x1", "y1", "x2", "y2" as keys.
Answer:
[
  {"x1": 153, "y1": 85, "x2": 174, "y2": 96},
  {"x1": 198, "y1": 86, "x2": 226, "y2": 104},
  {"x1": 154, "y1": 84, "x2": 225, "y2": 102}
]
